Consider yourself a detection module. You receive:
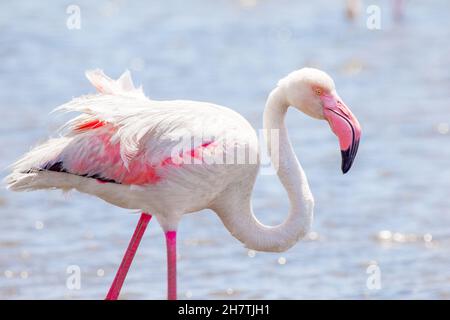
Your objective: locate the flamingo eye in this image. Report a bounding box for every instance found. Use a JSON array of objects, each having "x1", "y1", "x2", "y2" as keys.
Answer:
[{"x1": 314, "y1": 88, "x2": 323, "y2": 96}]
